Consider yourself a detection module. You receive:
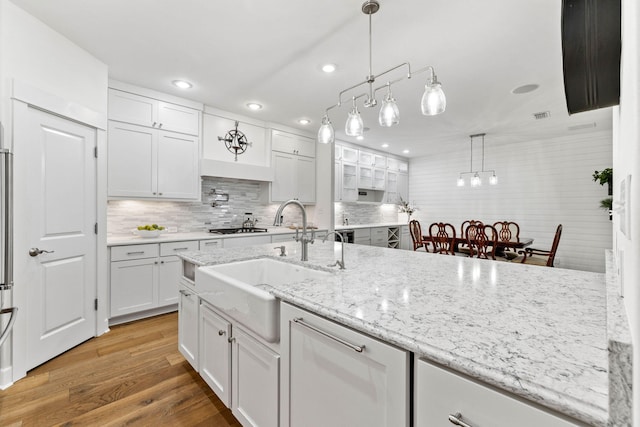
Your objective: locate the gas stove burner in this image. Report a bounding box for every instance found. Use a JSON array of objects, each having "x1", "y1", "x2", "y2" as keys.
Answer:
[{"x1": 208, "y1": 227, "x2": 268, "y2": 234}]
